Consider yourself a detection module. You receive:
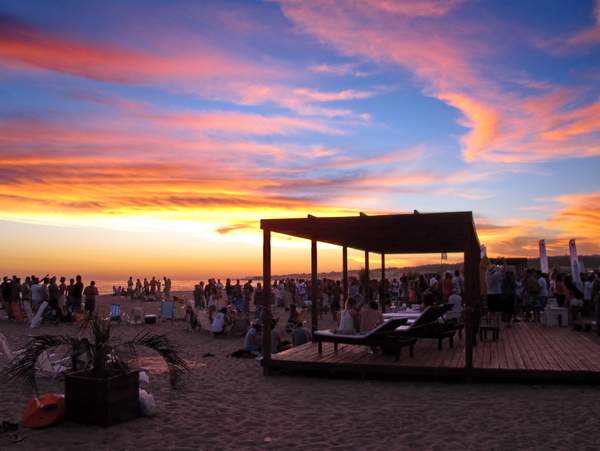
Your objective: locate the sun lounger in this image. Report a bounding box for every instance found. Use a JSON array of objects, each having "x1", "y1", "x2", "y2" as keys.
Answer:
[
  {"x1": 393, "y1": 304, "x2": 457, "y2": 350},
  {"x1": 314, "y1": 318, "x2": 416, "y2": 360}
]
